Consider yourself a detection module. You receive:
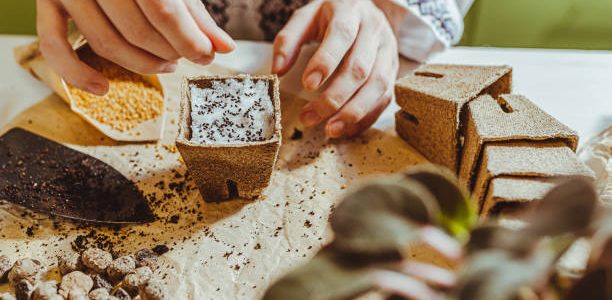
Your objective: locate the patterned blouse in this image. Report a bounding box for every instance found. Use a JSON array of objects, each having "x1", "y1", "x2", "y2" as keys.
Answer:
[{"x1": 201, "y1": 0, "x2": 474, "y2": 62}]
